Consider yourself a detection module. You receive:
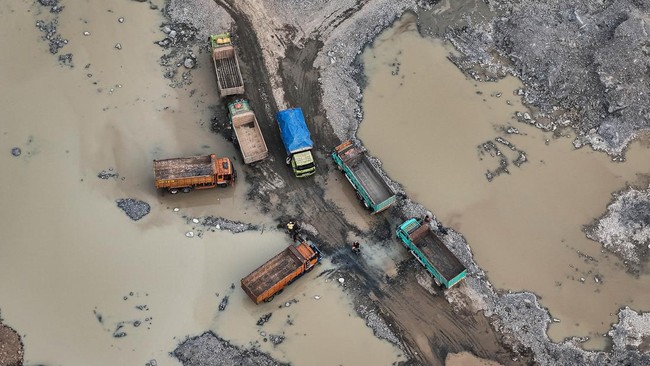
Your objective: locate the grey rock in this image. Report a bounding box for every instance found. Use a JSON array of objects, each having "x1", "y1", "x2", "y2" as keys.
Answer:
[
  {"x1": 10, "y1": 147, "x2": 21, "y2": 157},
  {"x1": 116, "y1": 198, "x2": 150, "y2": 221},
  {"x1": 183, "y1": 58, "x2": 195, "y2": 69},
  {"x1": 173, "y1": 331, "x2": 288, "y2": 366}
]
